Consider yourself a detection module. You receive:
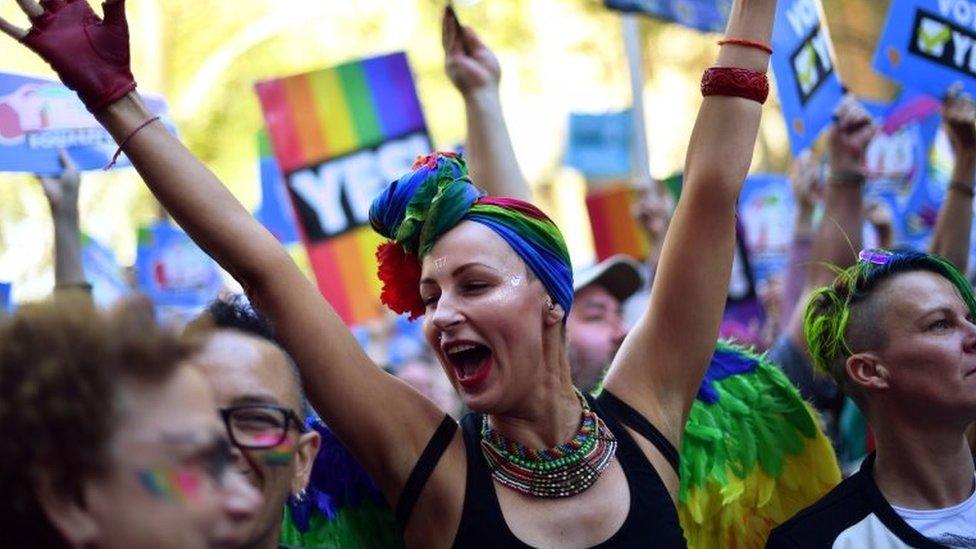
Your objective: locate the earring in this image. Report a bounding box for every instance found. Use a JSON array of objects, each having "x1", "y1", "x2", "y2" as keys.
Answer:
[
  {"x1": 546, "y1": 297, "x2": 555, "y2": 311},
  {"x1": 291, "y1": 488, "x2": 307, "y2": 504}
]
